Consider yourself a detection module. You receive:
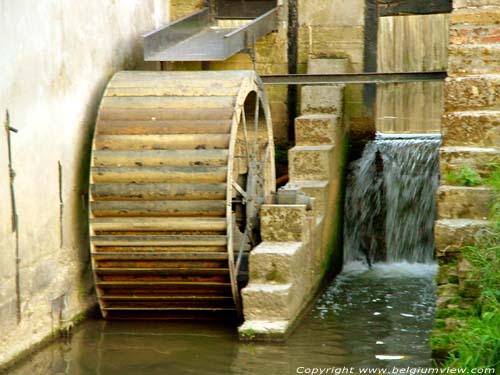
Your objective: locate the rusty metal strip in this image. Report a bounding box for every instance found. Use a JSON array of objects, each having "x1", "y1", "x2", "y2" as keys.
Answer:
[
  {"x1": 260, "y1": 71, "x2": 447, "y2": 85},
  {"x1": 4, "y1": 110, "x2": 21, "y2": 323}
]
